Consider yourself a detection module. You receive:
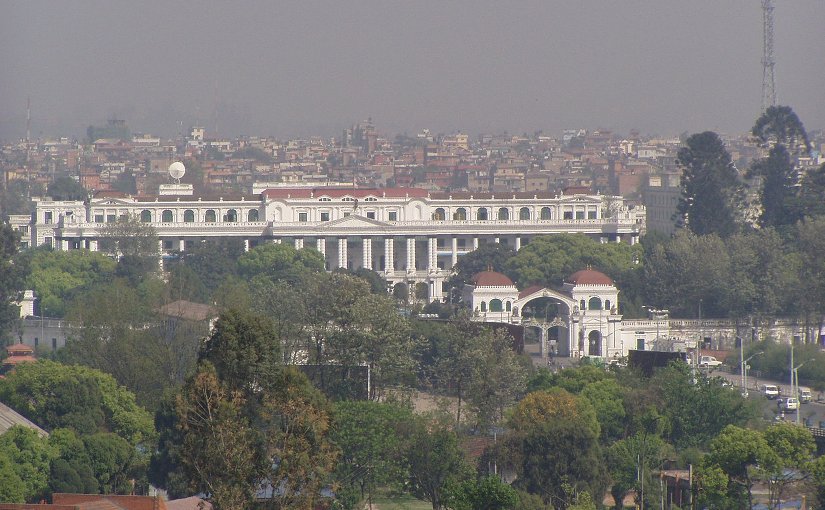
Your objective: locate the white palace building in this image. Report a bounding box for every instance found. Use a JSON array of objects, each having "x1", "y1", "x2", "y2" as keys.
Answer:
[{"x1": 15, "y1": 184, "x2": 646, "y2": 303}]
